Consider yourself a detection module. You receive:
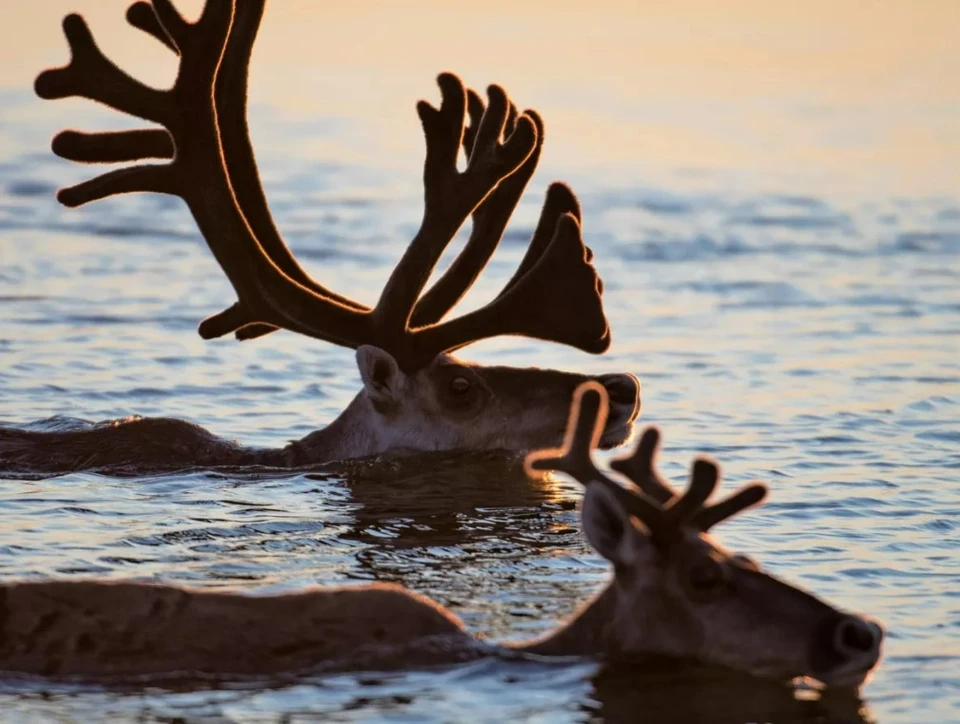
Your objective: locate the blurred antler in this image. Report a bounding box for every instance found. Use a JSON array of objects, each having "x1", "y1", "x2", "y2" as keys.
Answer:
[{"x1": 527, "y1": 383, "x2": 769, "y2": 541}]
